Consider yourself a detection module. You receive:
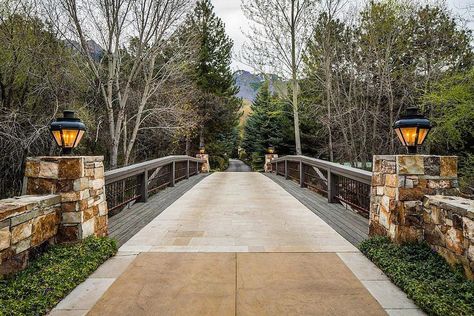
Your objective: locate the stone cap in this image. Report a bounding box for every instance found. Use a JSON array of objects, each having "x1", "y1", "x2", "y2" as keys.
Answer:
[
  {"x1": 27, "y1": 156, "x2": 104, "y2": 162},
  {"x1": 424, "y1": 195, "x2": 474, "y2": 219},
  {"x1": 0, "y1": 195, "x2": 60, "y2": 222},
  {"x1": 374, "y1": 155, "x2": 457, "y2": 159}
]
